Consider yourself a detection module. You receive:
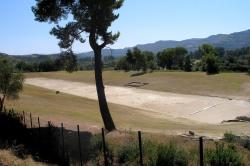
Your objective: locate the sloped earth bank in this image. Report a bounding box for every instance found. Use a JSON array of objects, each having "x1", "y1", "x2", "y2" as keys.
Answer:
[{"x1": 25, "y1": 78, "x2": 250, "y2": 125}]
